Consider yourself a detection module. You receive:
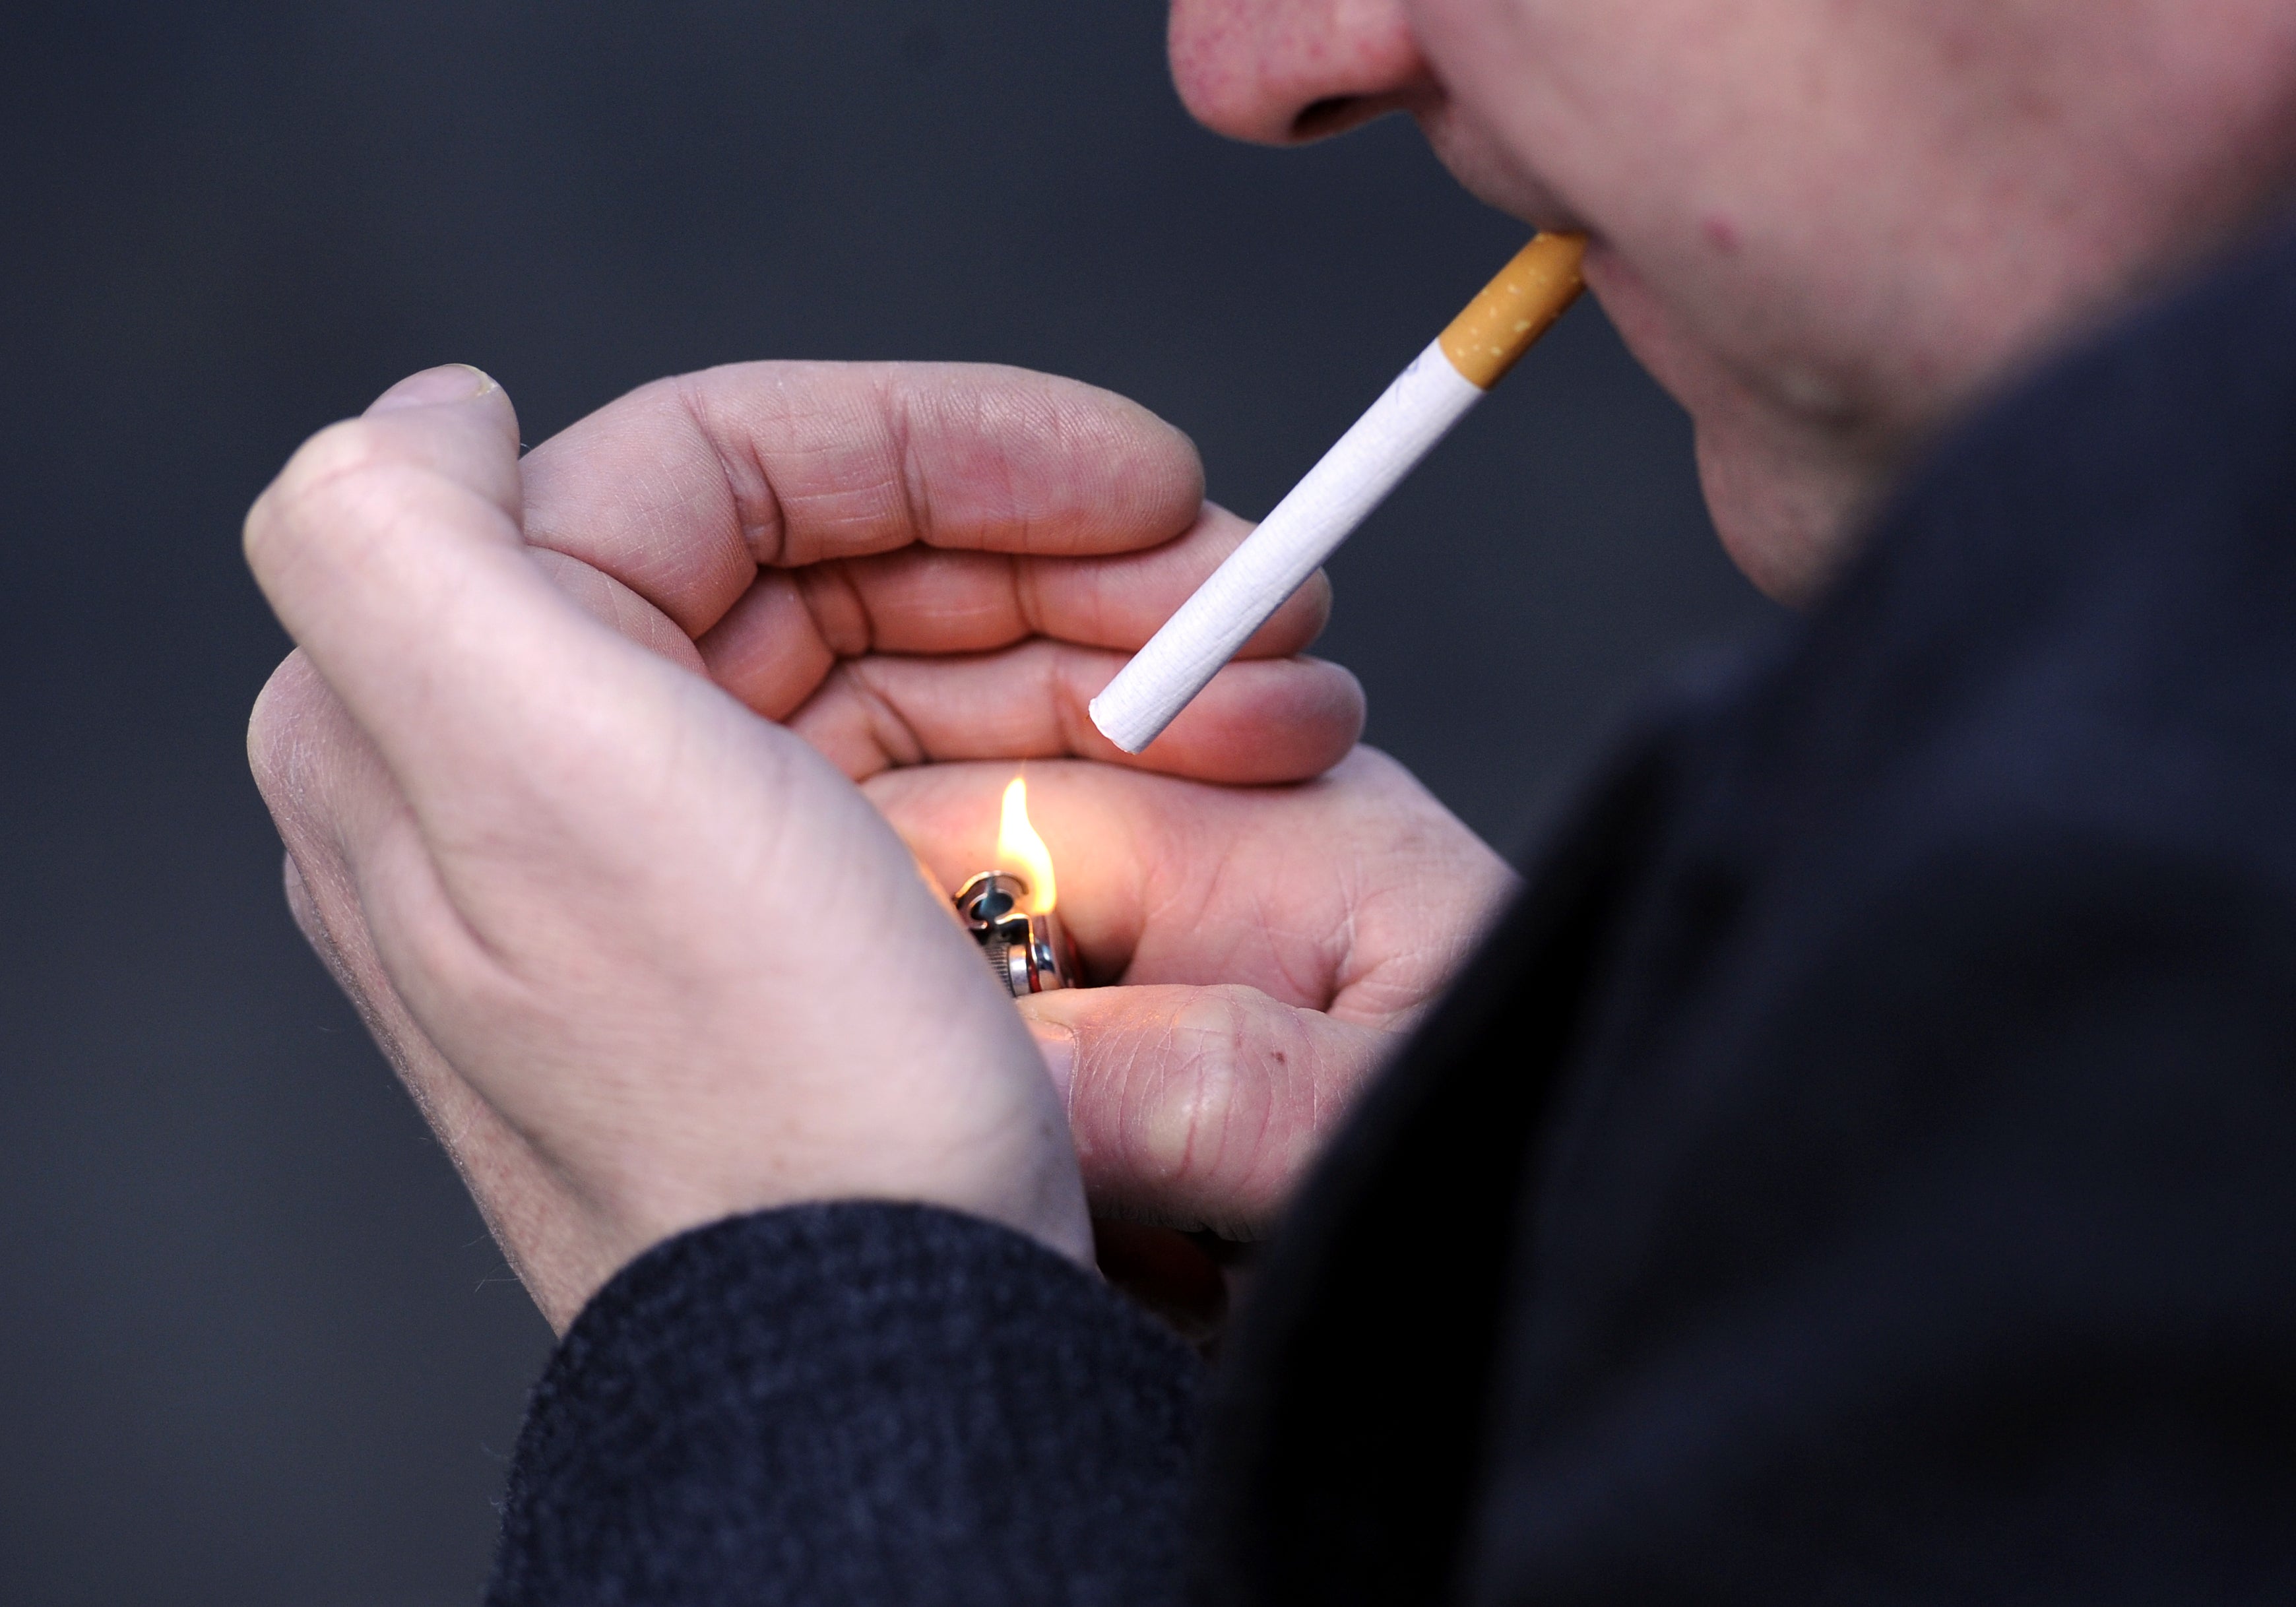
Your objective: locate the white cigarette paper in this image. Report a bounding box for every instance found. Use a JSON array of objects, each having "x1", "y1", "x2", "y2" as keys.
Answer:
[{"x1": 1090, "y1": 233, "x2": 1586, "y2": 756}]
